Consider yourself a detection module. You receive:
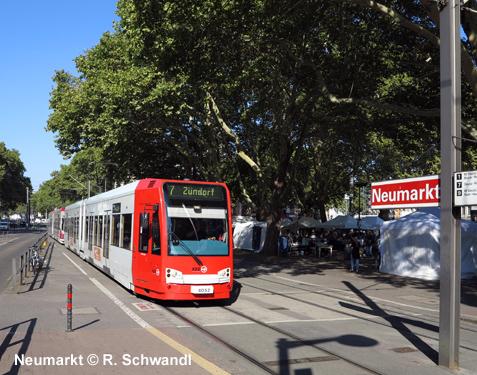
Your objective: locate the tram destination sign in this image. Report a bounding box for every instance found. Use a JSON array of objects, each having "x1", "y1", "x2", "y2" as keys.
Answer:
[
  {"x1": 164, "y1": 183, "x2": 225, "y2": 201},
  {"x1": 454, "y1": 171, "x2": 477, "y2": 206},
  {"x1": 371, "y1": 175, "x2": 440, "y2": 210}
]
